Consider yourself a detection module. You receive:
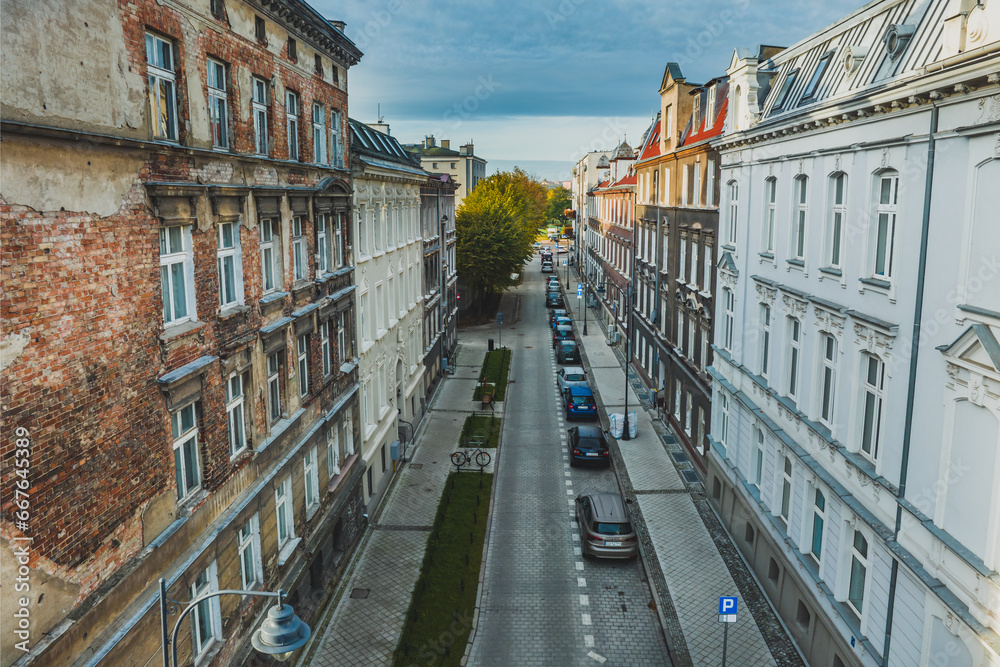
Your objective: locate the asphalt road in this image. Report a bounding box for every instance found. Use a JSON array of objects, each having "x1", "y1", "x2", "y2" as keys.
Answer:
[{"x1": 468, "y1": 254, "x2": 671, "y2": 666}]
